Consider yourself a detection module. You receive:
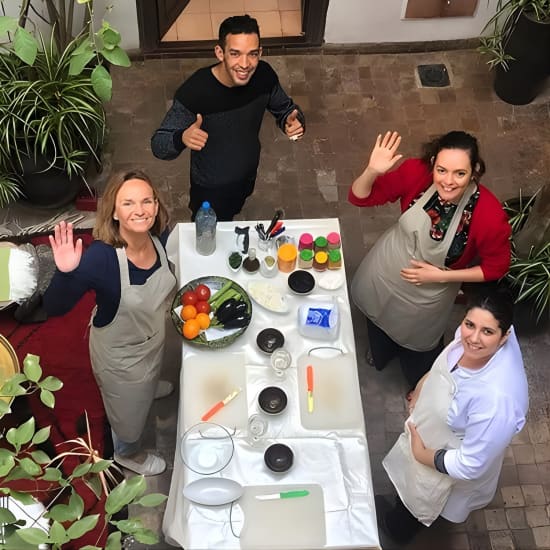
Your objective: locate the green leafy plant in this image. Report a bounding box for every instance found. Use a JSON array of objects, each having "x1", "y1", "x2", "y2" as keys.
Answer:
[
  {"x1": 0, "y1": 0, "x2": 131, "y2": 207},
  {"x1": 478, "y1": 0, "x2": 550, "y2": 70},
  {"x1": 0, "y1": 353, "x2": 166, "y2": 549},
  {"x1": 503, "y1": 186, "x2": 550, "y2": 323}
]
